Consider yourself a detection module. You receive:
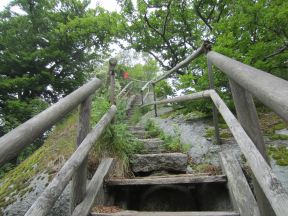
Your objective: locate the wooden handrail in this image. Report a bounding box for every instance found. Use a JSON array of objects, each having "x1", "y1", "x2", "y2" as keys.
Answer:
[
  {"x1": 150, "y1": 42, "x2": 208, "y2": 85},
  {"x1": 25, "y1": 105, "x2": 117, "y2": 216},
  {"x1": 207, "y1": 51, "x2": 288, "y2": 122},
  {"x1": 140, "y1": 90, "x2": 288, "y2": 215},
  {"x1": 142, "y1": 90, "x2": 210, "y2": 107},
  {"x1": 0, "y1": 78, "x2": 102, "y2": 167},
  {"x1": 117, "y1": 81, "x2": 134, "y2": 98}
]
